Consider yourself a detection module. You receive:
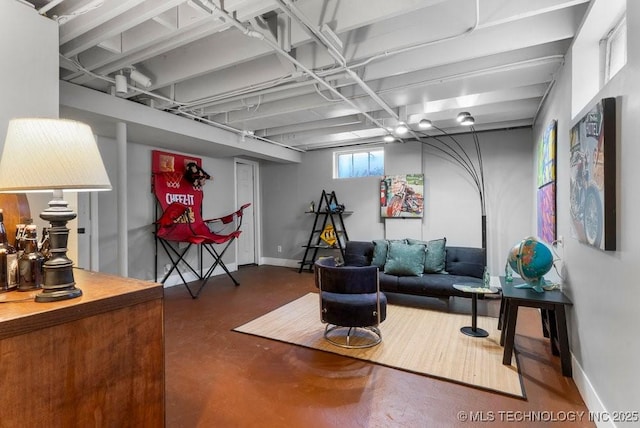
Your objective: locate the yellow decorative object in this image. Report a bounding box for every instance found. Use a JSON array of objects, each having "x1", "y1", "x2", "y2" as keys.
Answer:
[{"x1": 320, "y1": 224, "x2": 337, "y2": 247}]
